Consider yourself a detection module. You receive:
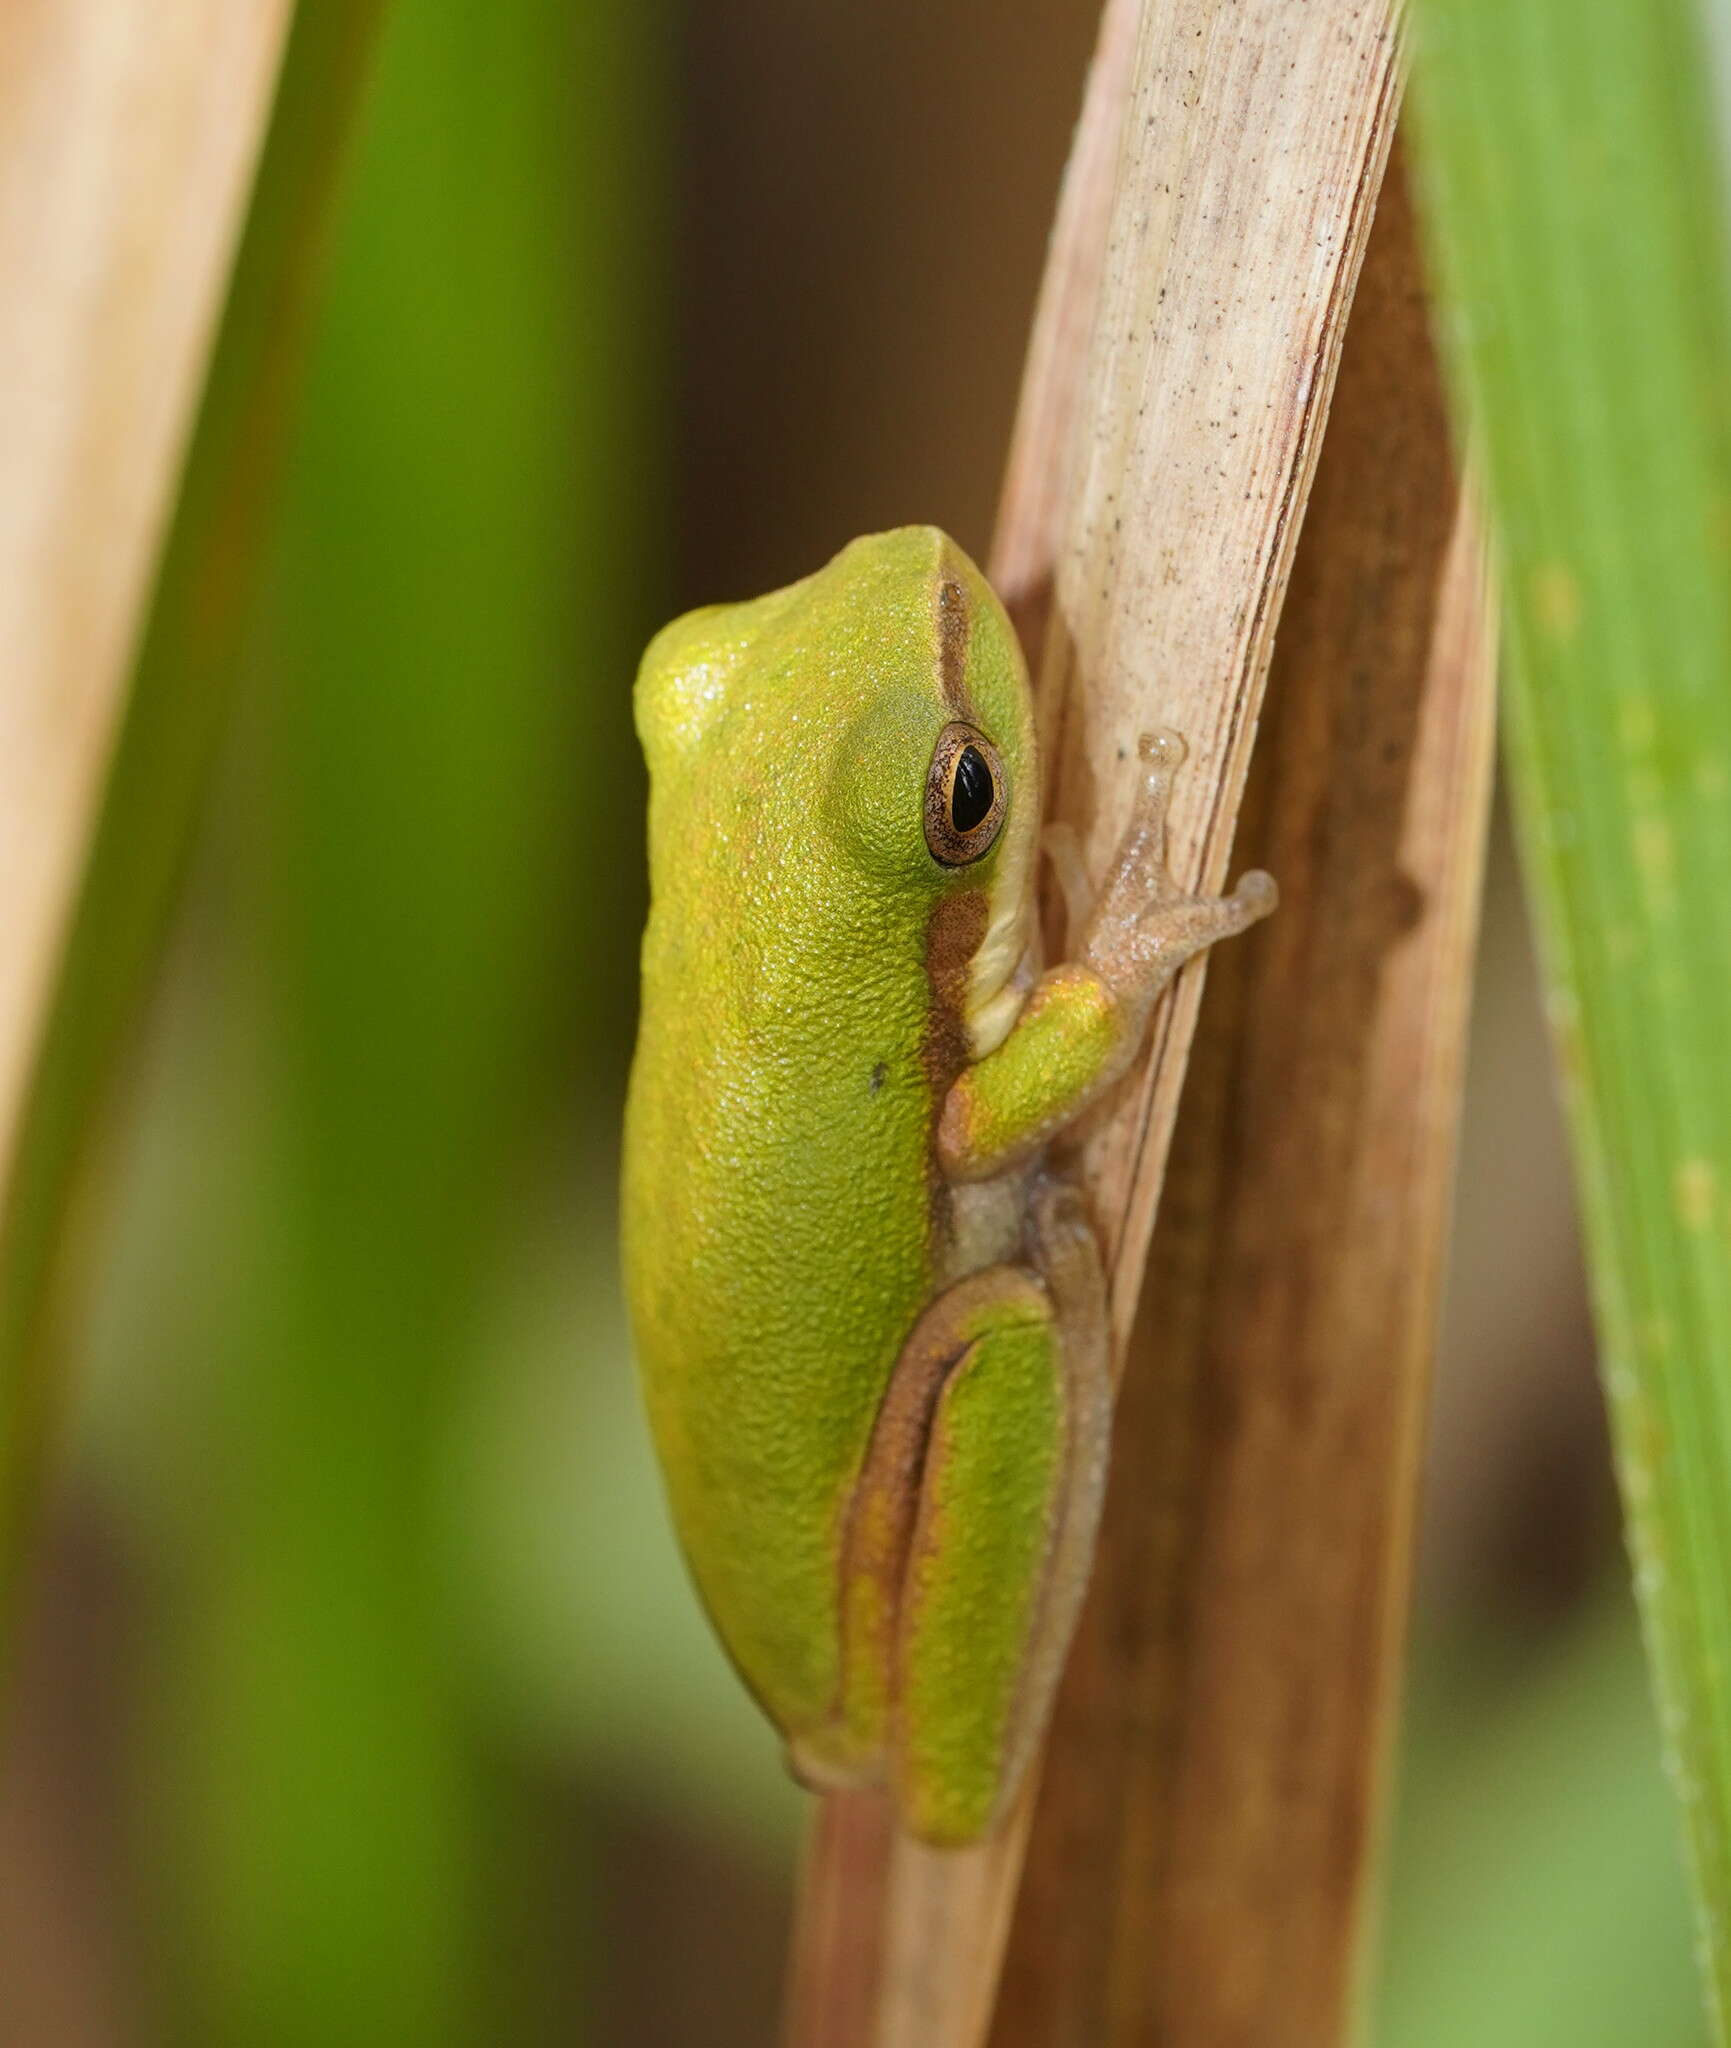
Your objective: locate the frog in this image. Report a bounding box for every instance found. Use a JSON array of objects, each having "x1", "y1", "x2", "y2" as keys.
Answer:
[{"x1": 621, "y1": 525, "x2": 1275, "y2": 1846}]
